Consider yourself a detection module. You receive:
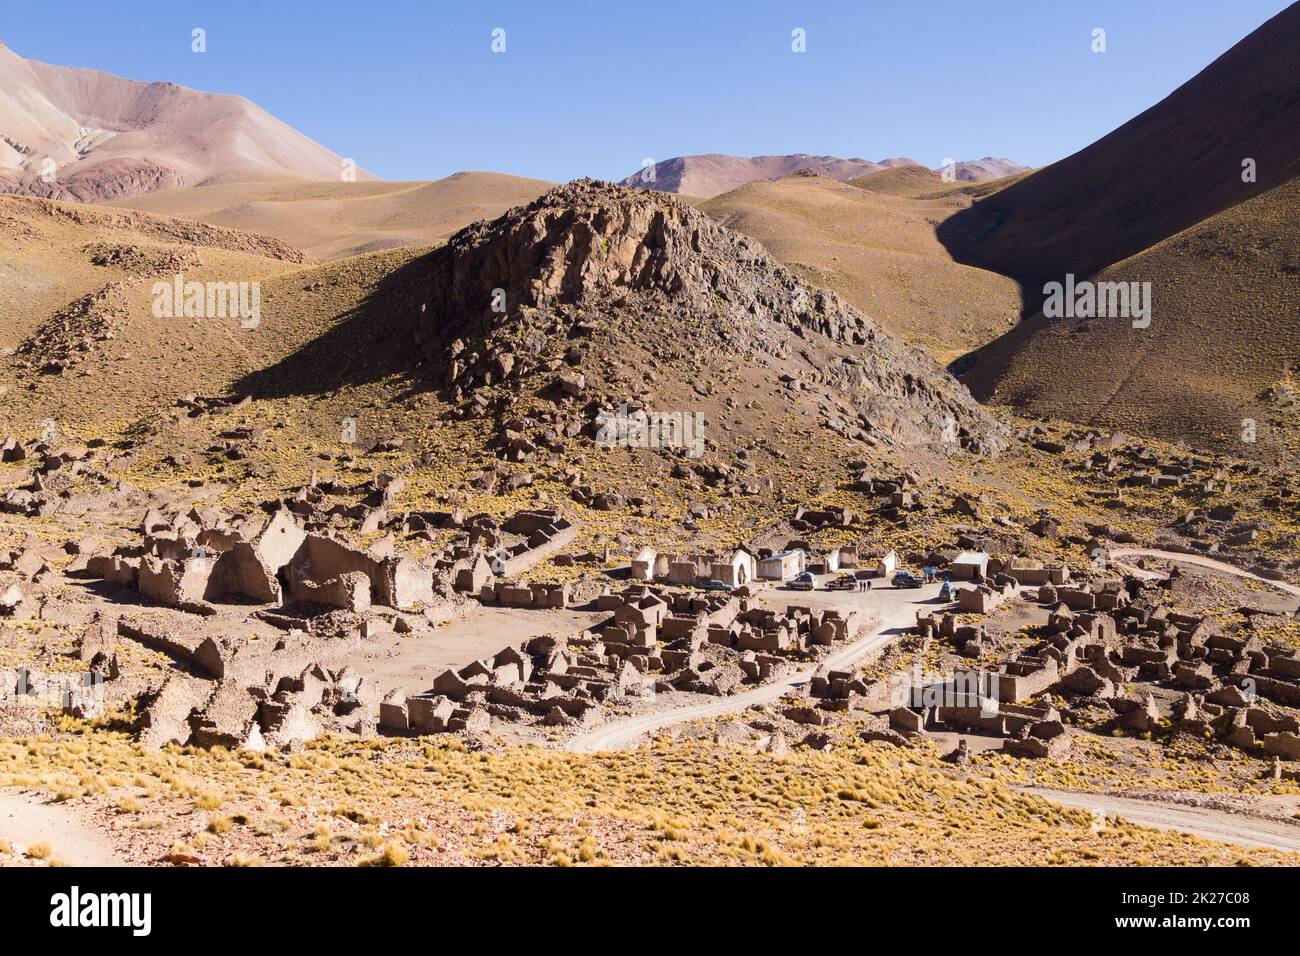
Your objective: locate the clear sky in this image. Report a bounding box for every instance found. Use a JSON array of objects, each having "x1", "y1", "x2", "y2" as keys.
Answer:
[{"x1": 1, "y1": 0, "x2": 1292, "y2": 183}]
